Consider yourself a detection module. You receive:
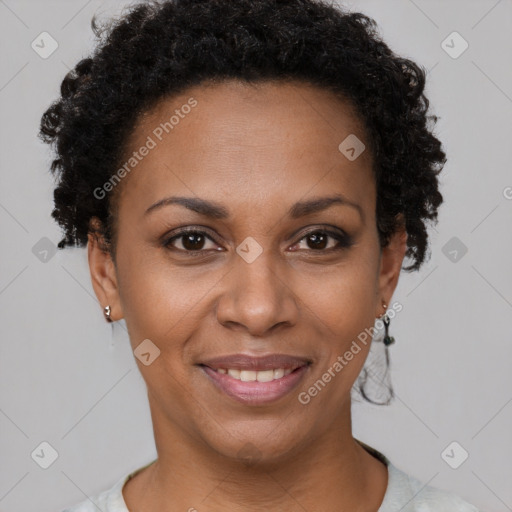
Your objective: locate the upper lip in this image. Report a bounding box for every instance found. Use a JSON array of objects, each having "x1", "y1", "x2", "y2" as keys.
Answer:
[{"x1": 200, "y1": 353, "x2": 312, "y2": 371}]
